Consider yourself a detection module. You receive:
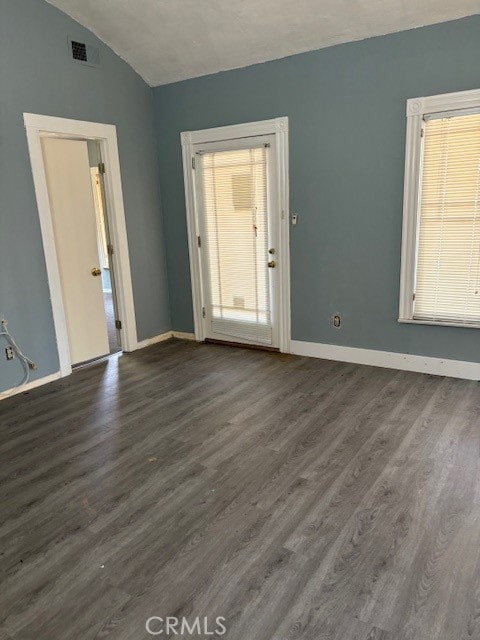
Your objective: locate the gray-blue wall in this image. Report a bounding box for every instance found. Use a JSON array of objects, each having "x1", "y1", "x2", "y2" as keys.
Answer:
[
  {"x1": 153, "y1": 15, "x2": 480, "y2": 362},
  {"x1": 0, "y1": 0, "x2": 171, "y2": 392}
]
